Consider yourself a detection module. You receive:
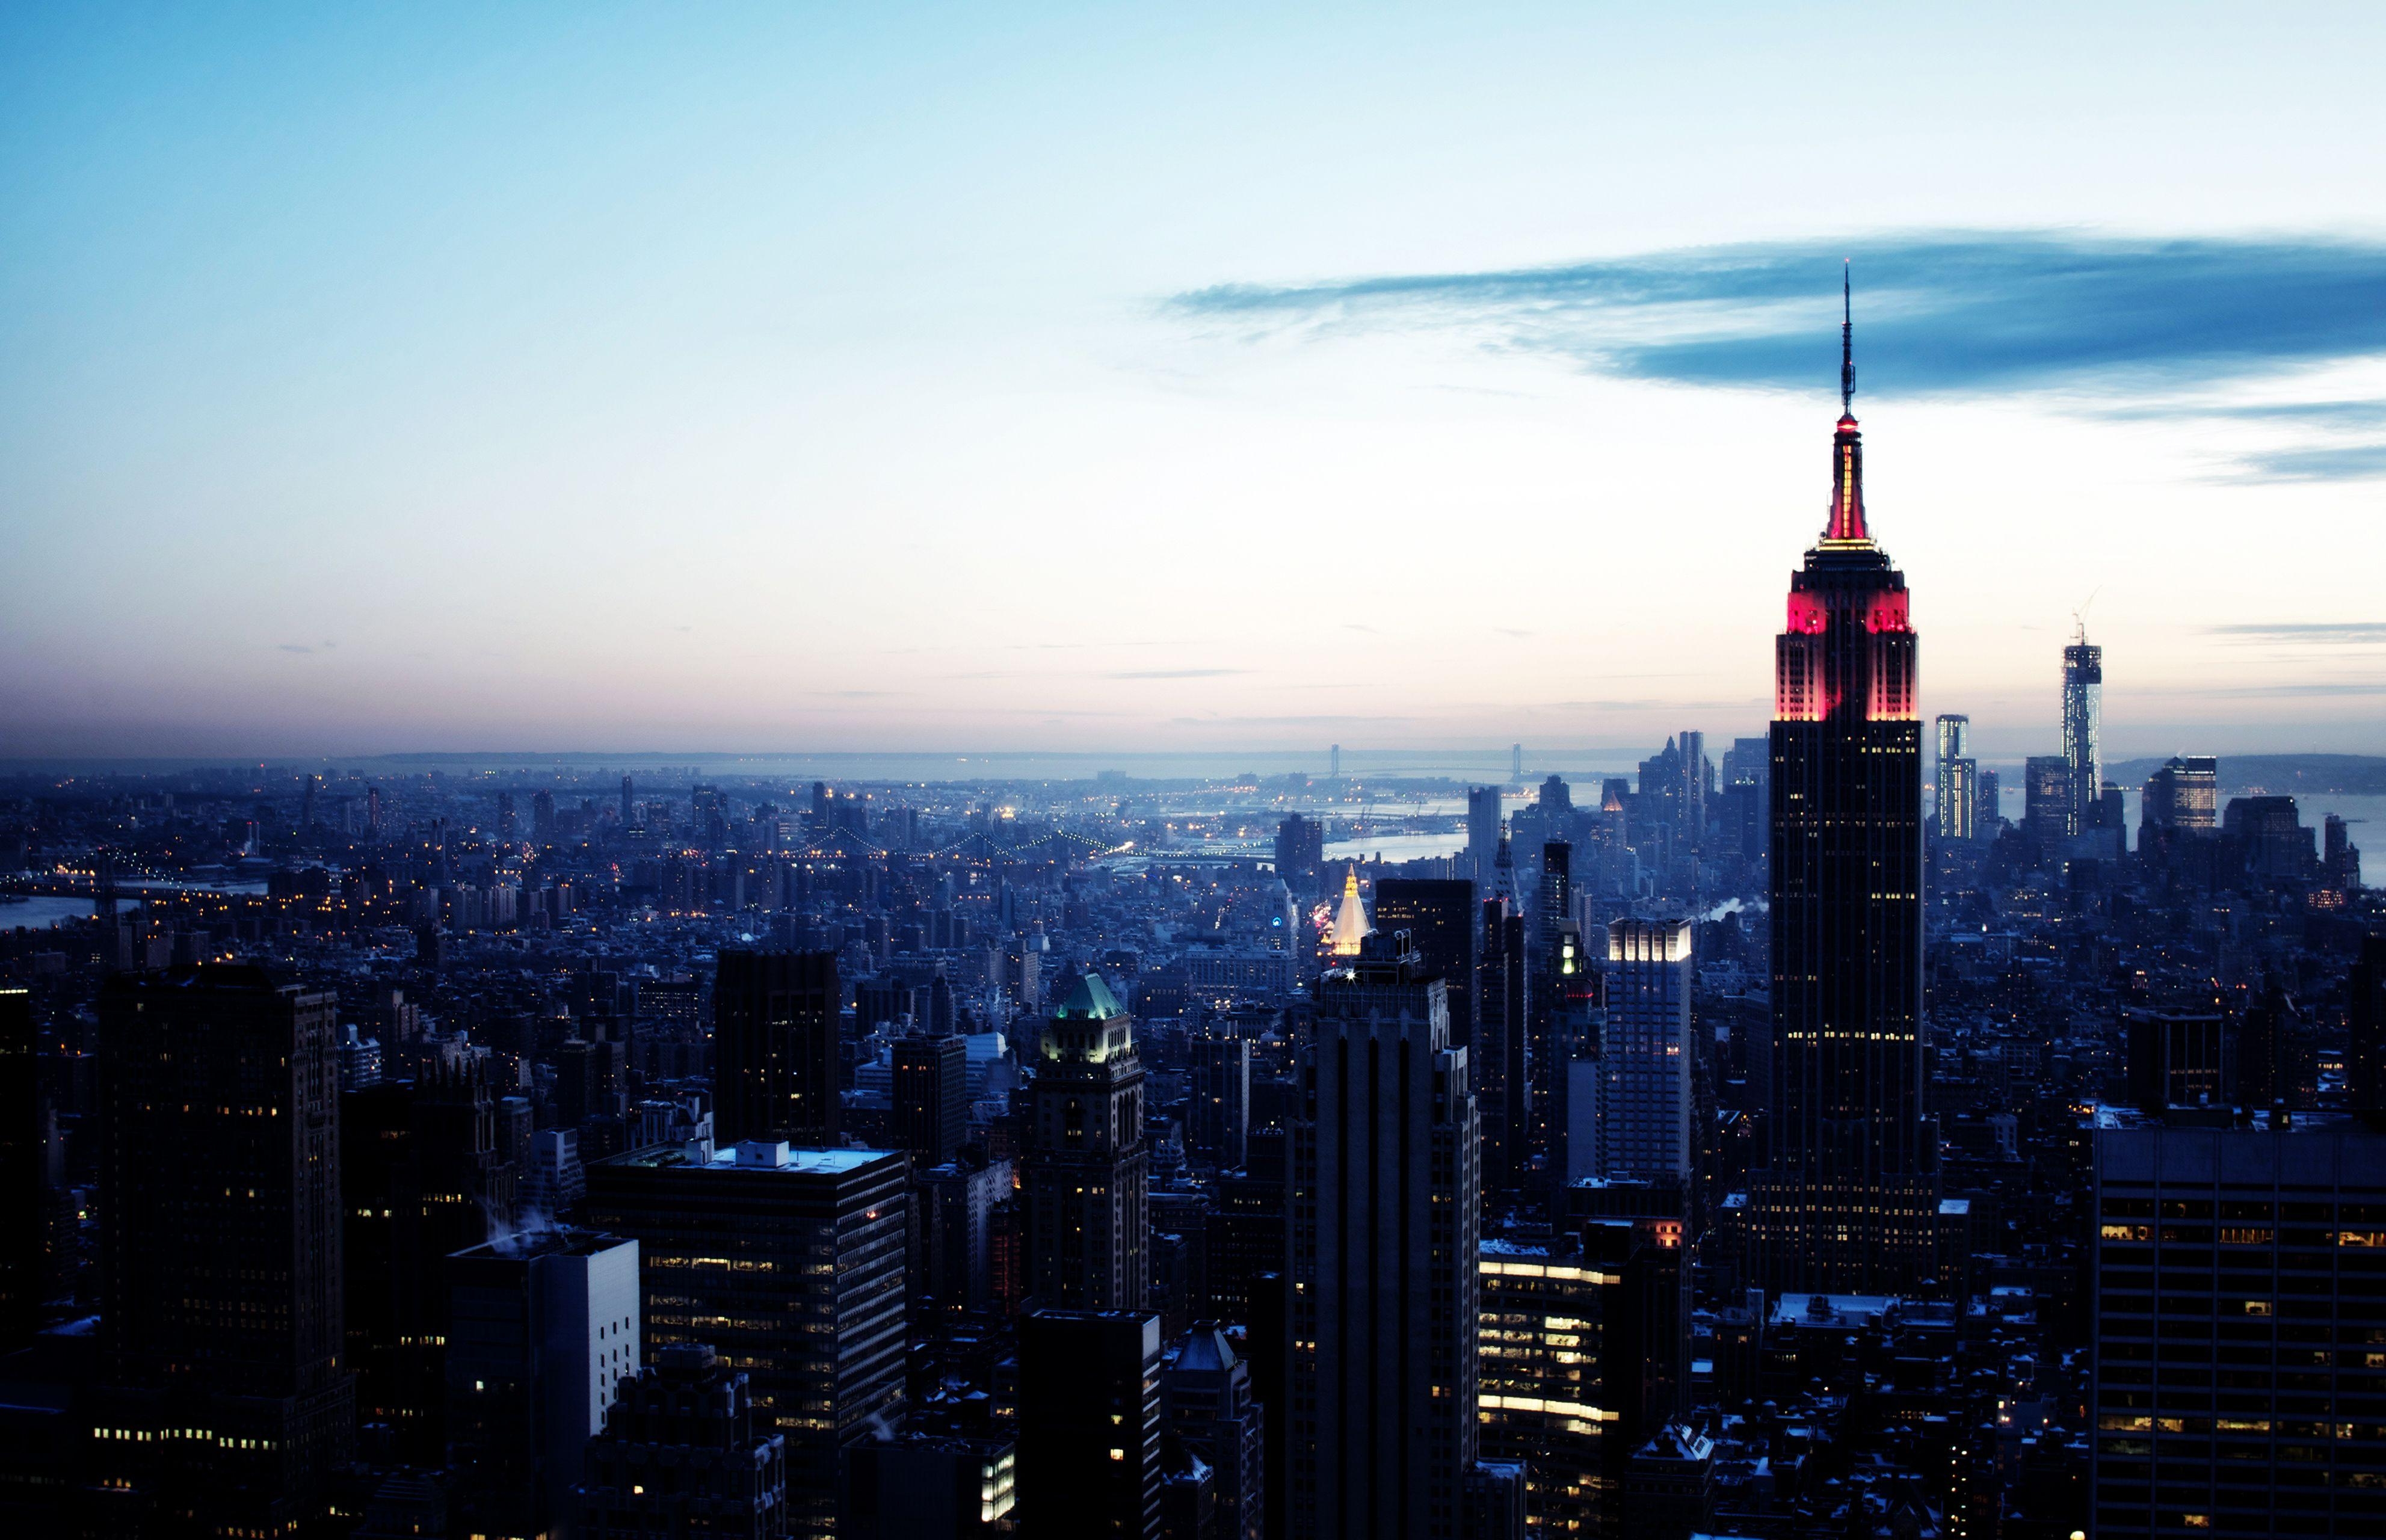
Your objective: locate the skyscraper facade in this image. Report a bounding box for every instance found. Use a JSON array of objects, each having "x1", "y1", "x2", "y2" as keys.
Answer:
[
  {"x1": 893, "y1": 1030, "x2": 969, "y2": 1168},
  {"x1": 1752, "y1": 305, "x2": 1937, "y2": 1296},
  {"x1": 1373, "y1": 877, "x2": 1479, "y2": 1048},
  {"x1": 2142, "y1": 754, "x2": 2219, "y2": 834},
  {"x1": 1934, "y1": 712, "x2": 1975, "y2": 841},
  {"x1": 1466, "y1": 786, "x2": 1502, "y2": 881},
  {"x1": 584, "y1": 1141, "x2": 908, "y2": 1540},
  {"x1": 712, "y1": 948, "x2": 840, "y2": 1148},
  {"x1": 1017, "y1": 1310, "x2": 1164, "y2": 1538},
  {"x1": 1600, "y1": 918, "x2": 1694, "y2": 1181},
  {"x1": 1027, "y1": 973, "x2": 1149, "y2": 1310},
  {"x1": 1290, "y1": 933, "x2": 1481, "y2": 1538},
  {"x1": 91, "y1": 966, "x2": 354, "y2": 1534},
  {"x1": 2063, "y1": 629, "x2": 2104, "y2": 839}
]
